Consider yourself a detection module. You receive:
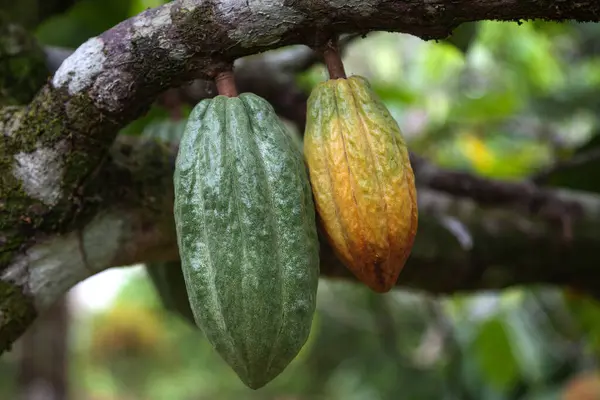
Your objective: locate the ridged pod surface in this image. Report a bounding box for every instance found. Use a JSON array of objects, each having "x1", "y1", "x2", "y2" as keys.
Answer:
[
  {"x1": 304, "y1": 76, "x2": 418, "y2": 293},
  {"x1": 173, "y1": 93, "x2": 320, "y2": 389}
]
